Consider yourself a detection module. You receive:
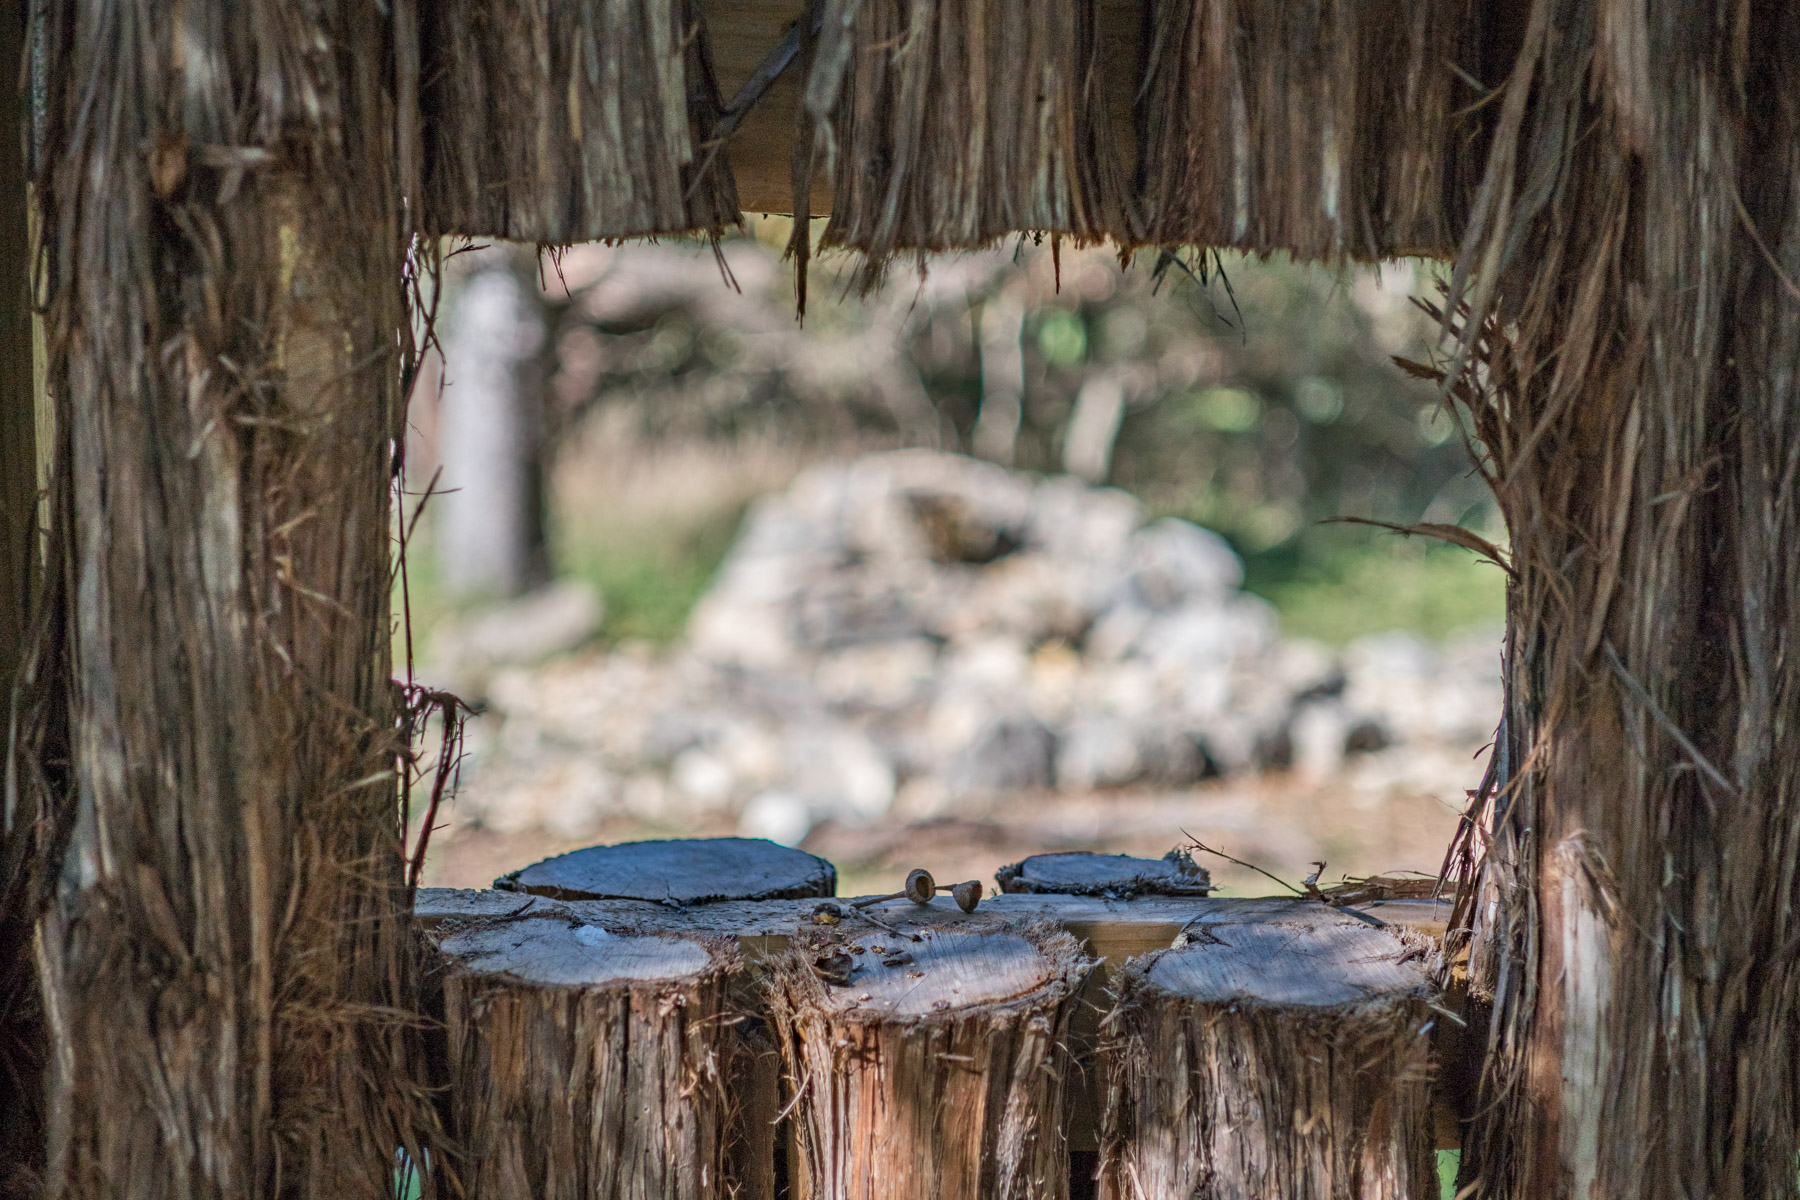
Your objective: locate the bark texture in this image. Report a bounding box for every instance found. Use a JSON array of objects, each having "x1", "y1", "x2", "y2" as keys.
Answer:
[
  {"x1": 27, "y1": 2, "x2": 439, "y2": 1196},
  {"x1": 420, "y1": 0, "x2": 740, "y2": 242},
  {"x1": 1129, "y1": 0, "x2": 1481, "y2": 257},
  {"x1": 796, "y1": 0, "x2": 1127, "y2": 269},
  {"x1": 1098, "y1": 905, "x2": 1438, "y2": 1200},
  {"x1": 1443, "y1": 2, "x2": 1800, "y2": 1196},
  {"x1": 0, "y1": 0, "x2": 42, "y2": 1188},
  {"x1": 766, "y1": 923, "x2": 1091, "y2": 1200},
  {"x1": 436, "y1": 917, "x2": 746, "y2": 1200}
]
